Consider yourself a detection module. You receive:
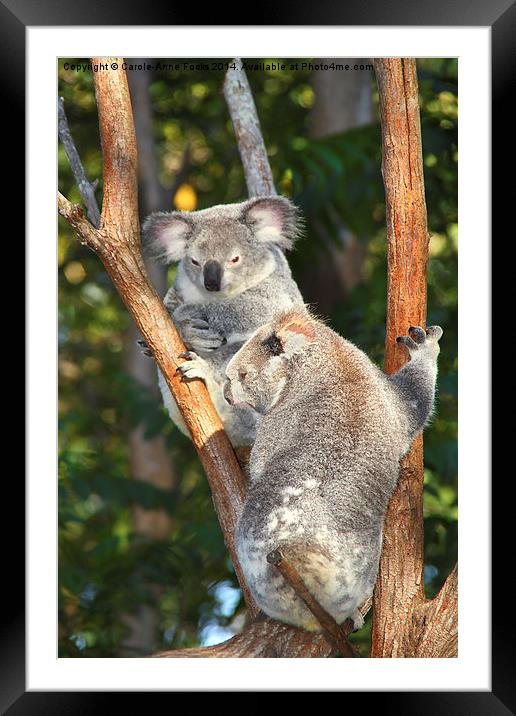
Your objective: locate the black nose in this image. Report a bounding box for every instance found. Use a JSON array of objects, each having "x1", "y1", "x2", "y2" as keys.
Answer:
[
  {"x1": 204, "y1": 260, "x2": 222, "y2": 292},
  {"x1": 223, "y1": 380, "x2": 234, "y2": 405}
]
